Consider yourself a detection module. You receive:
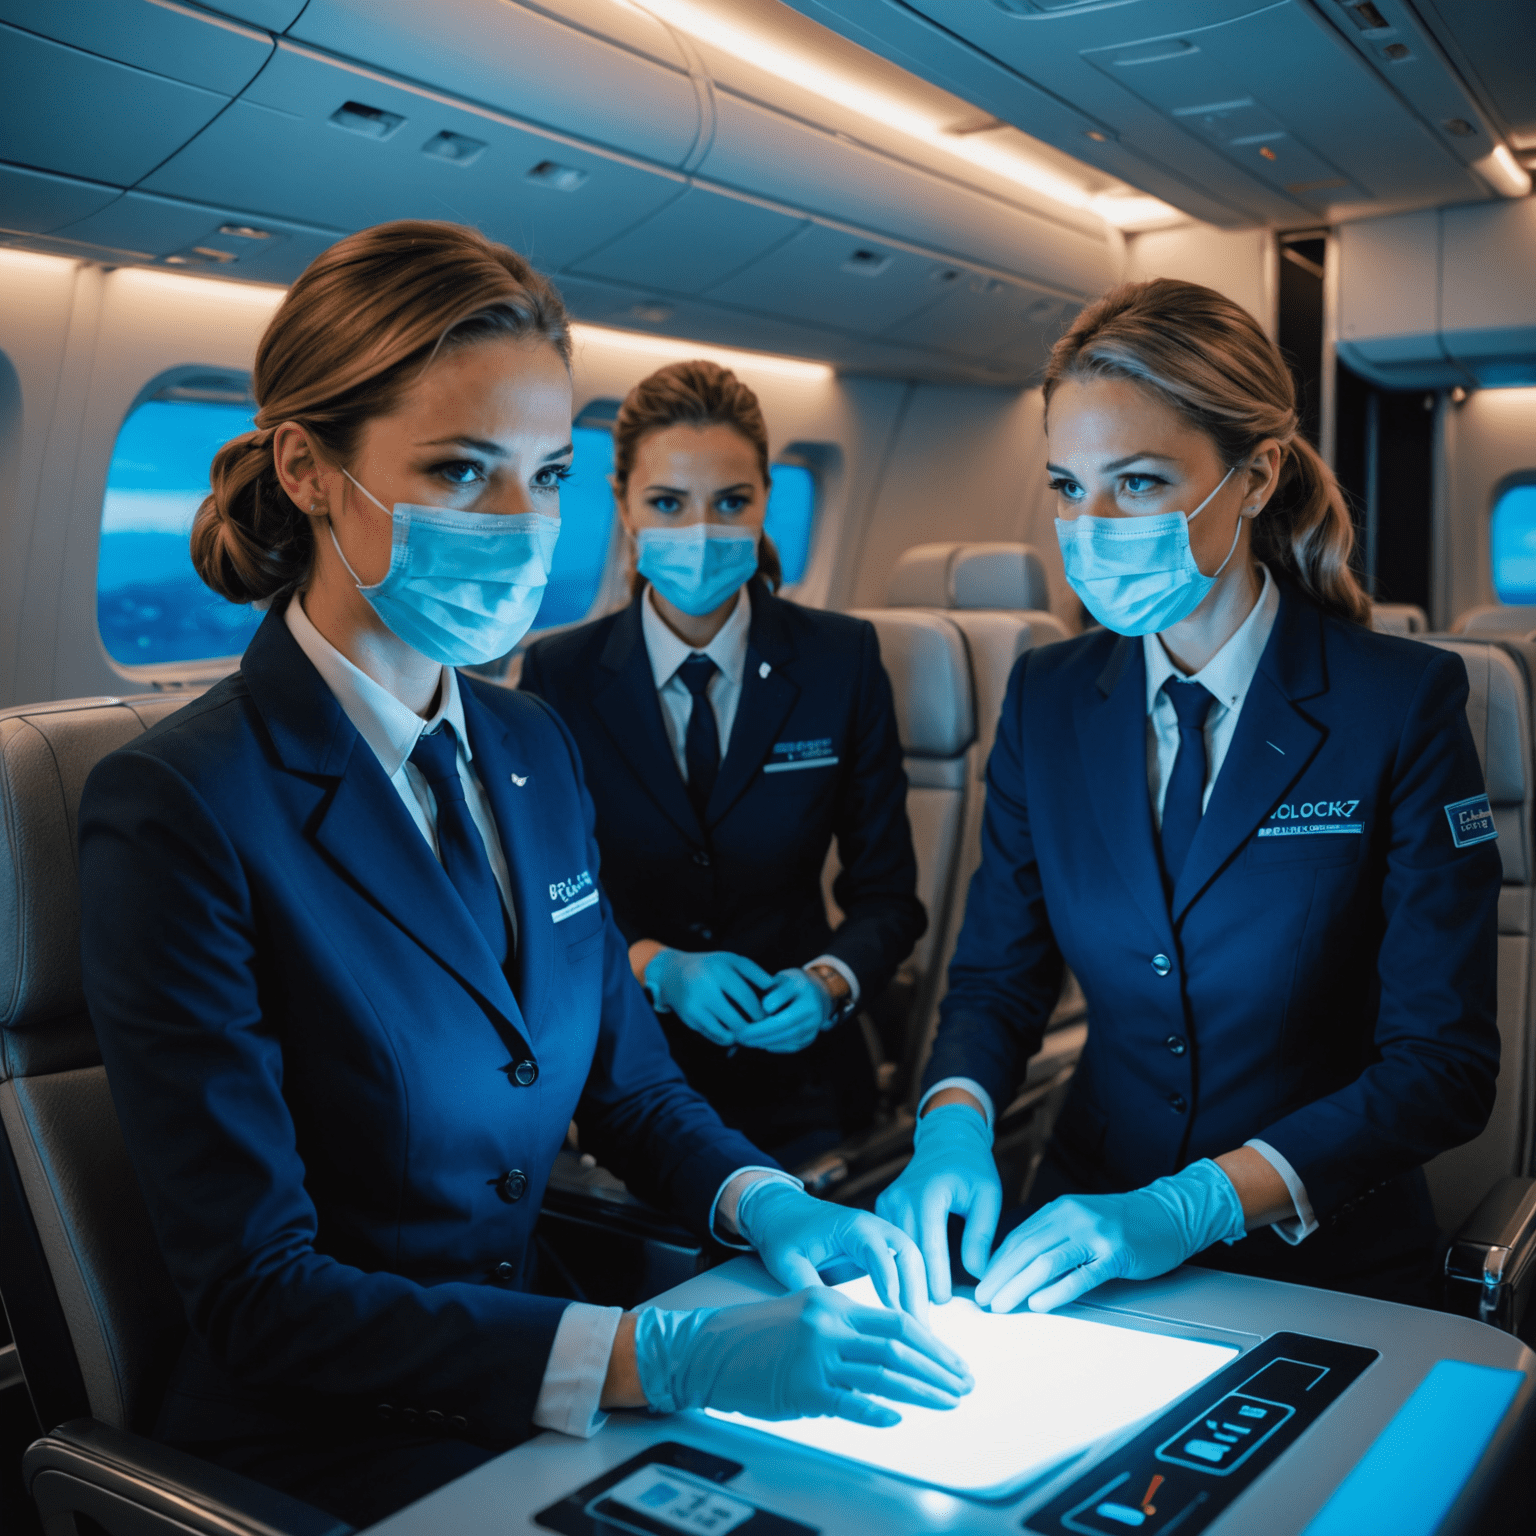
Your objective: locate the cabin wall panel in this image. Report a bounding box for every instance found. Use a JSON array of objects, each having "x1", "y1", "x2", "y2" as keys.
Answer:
[{"x1": 1125, "y1": 225, "x2": 1276, "y2": 335}]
